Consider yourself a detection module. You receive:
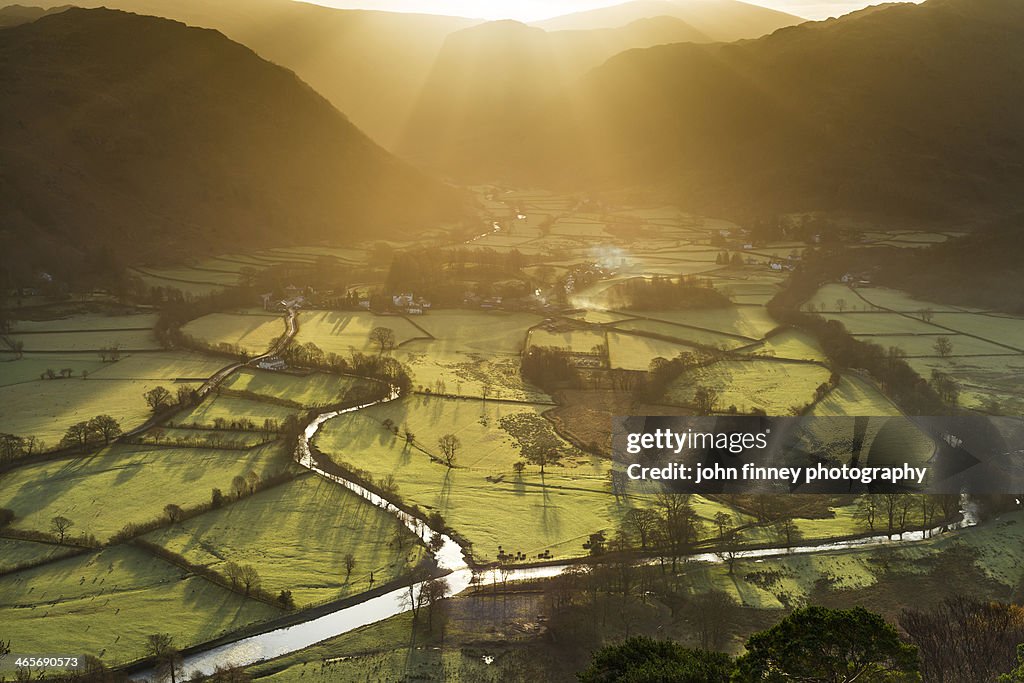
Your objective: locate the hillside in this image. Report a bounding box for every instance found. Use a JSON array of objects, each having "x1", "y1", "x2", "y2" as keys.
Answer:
[
  {"x1": 0, "y1": 3, "x2": 66, "y2": 26},
  {"x1": 18, "y1": 0, "x2": 802, "y2": 151},
  {"x1": 432, "y1": 0, "x2": 1024, "y2": 220},
  {"x1": 536, "y1": 0, "x2": 802, "y2": 39},
  {"x1": 20, "y1": 0, "x2": 478, "y2": 149},
  {"x1": 397, "y1": 12, "x2": 786, "y2": 165},
  {"x1": 0, "y1": 8, "x2": 466, "y2": 284}
]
